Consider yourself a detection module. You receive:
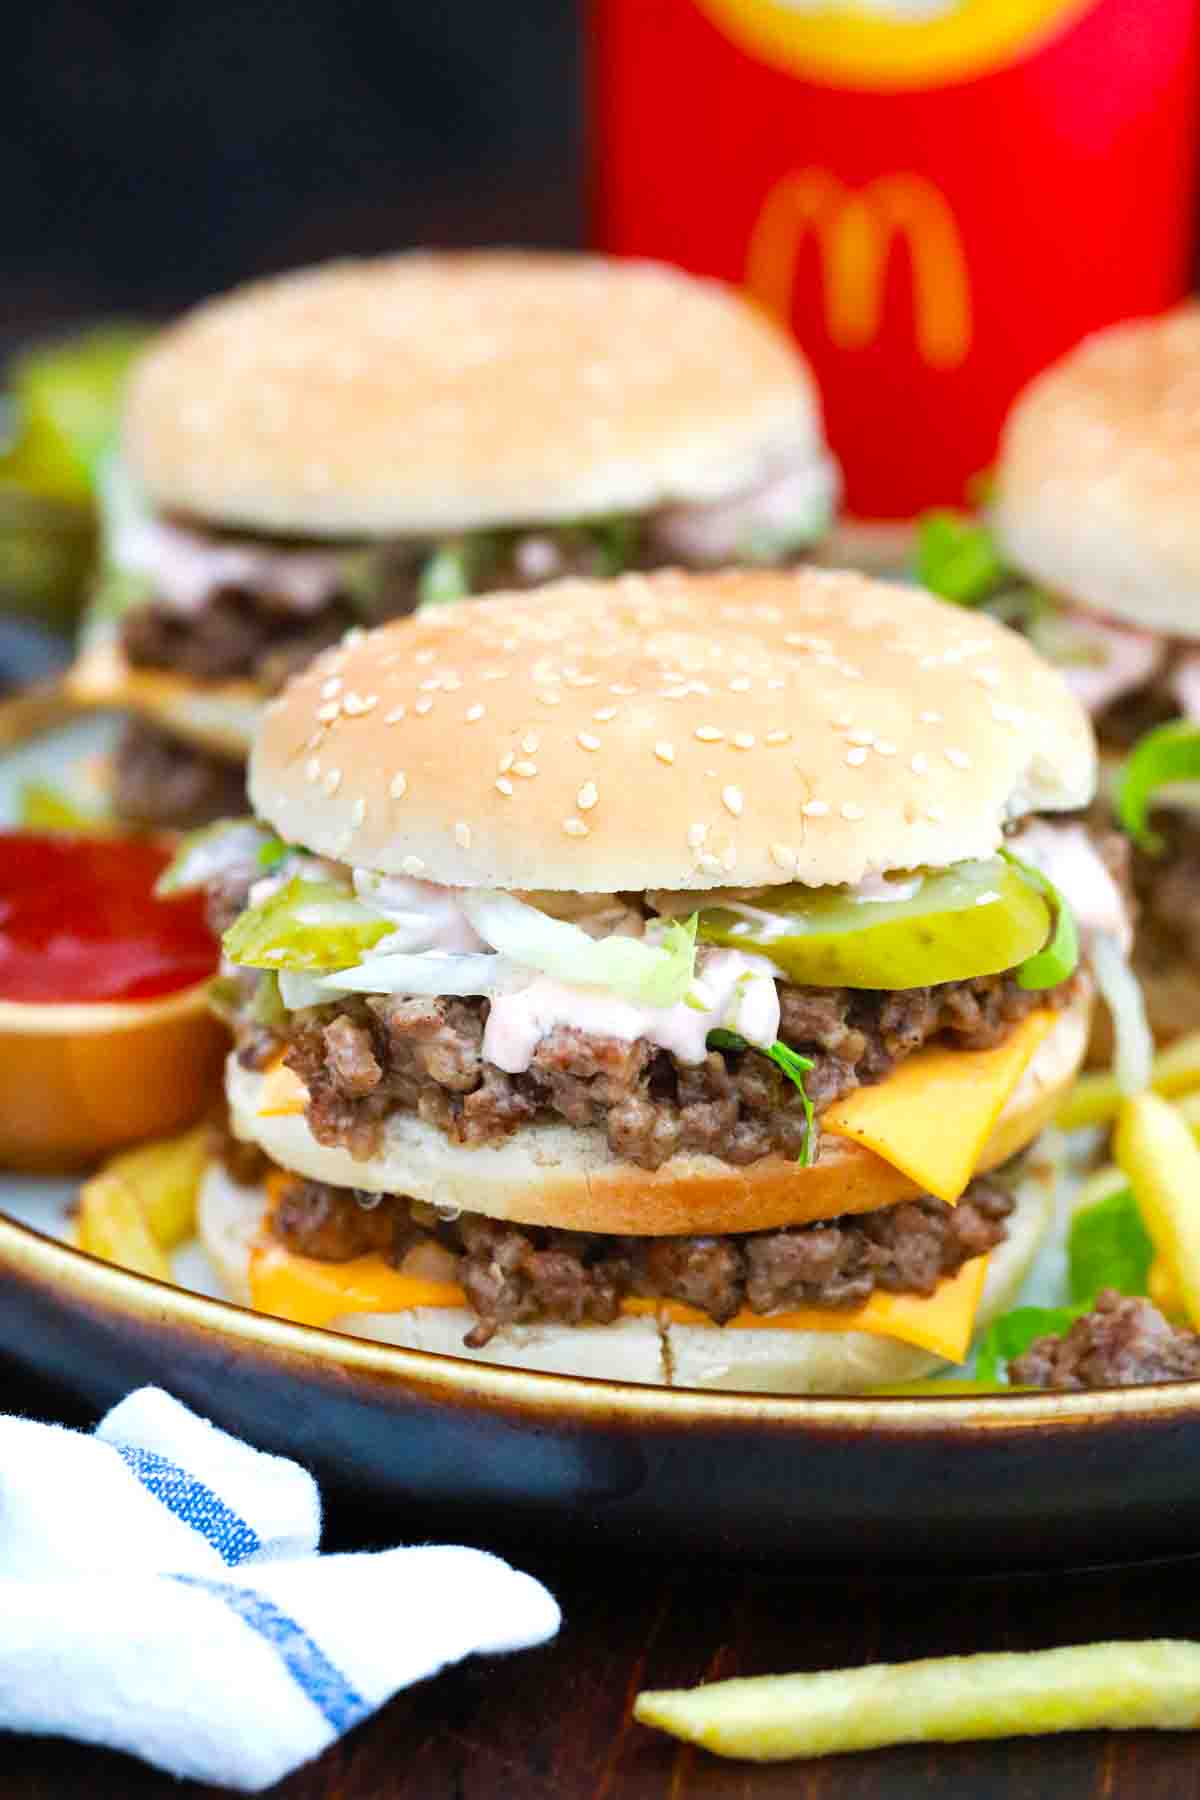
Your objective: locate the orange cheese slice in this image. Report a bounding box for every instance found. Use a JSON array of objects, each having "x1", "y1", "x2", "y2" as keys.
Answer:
[
  {"x1": 256, "y1": 1057, "x2": 308, "y2": 1117},
  {"x1": 821, "y1": 1009, "x2": 1055, "y2": 1204},
  {"x1": 249, "y1": 1235, "x2": 989, "y2": 1362}
]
